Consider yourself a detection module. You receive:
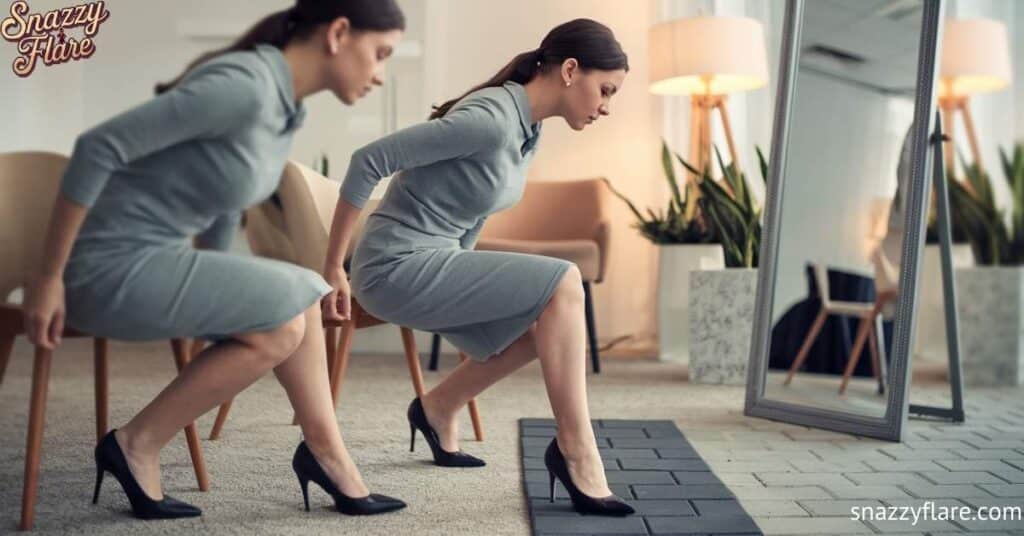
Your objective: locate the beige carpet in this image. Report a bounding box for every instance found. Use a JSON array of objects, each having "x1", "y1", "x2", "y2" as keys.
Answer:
[
  {"x1": 0, "y1": 337, "x2": 966, "y2": 535},
  {"x1": 1, "y1": 337, "x2": 707, "y2": 535}
]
